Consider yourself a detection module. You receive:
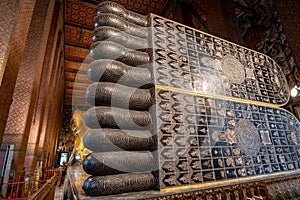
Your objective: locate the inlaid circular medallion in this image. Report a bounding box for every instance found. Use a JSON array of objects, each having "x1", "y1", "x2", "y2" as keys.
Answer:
[
  {"x1": 221, "y1": 55, "x2": 245, "y2": 84},
  {"x1": 234, "y1": 119, "x2": 260, "y2": 156}
]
